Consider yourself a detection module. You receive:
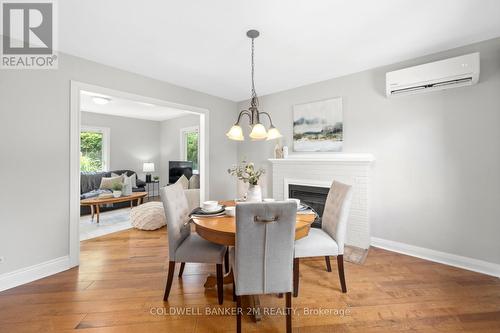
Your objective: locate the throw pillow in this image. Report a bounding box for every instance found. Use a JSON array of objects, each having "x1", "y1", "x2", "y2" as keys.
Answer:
[
  {"x1": 131, "y1": 173, "x2": 138, "y2": 188},
  {"x1": 100, "y1": 175, "x2": 124, "y2": 190},
  {"x1": 111, "y1": 172, "x2": 125, "y2": 181},
  {"x1": 188, "y1": 174, "x2": 200, "y2": 189},
  {"x1": 112, "y1": 172, "x2": 137, "y2": 188},
  {"x1": 176, "y1": 174, "x2": 189, "y2": 190},
  {"x1": 122, "y1": 175, "x2": 133, "y2": 196}
]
